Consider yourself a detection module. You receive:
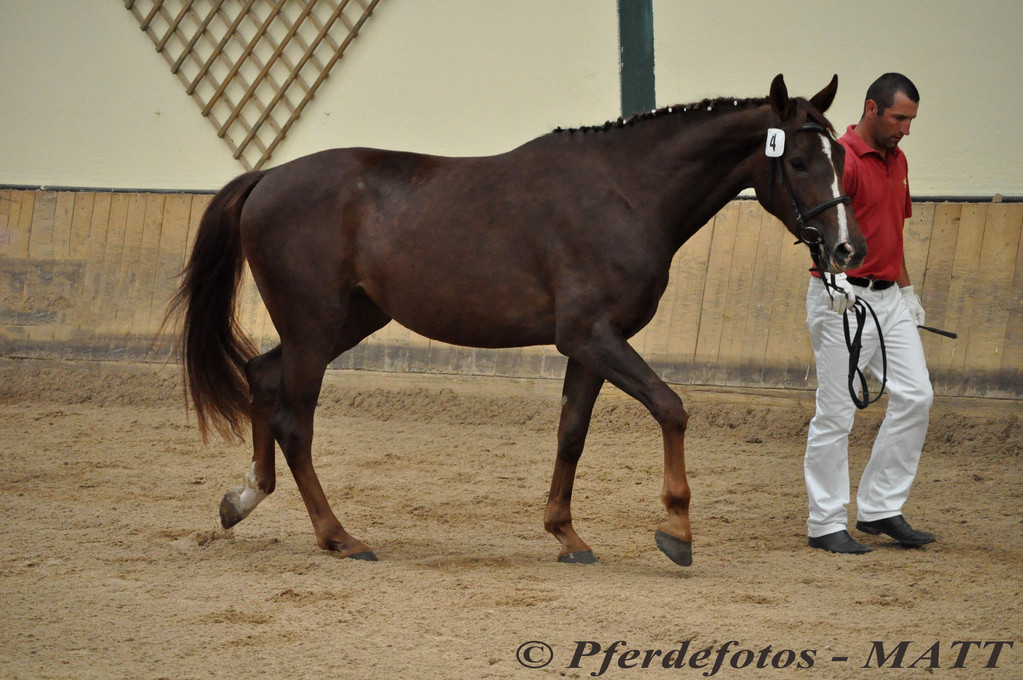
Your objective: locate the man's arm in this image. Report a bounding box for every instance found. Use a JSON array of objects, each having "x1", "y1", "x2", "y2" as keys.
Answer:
[{"x1": 897, "y1": 255, "x2": 912, "y2": 288}]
